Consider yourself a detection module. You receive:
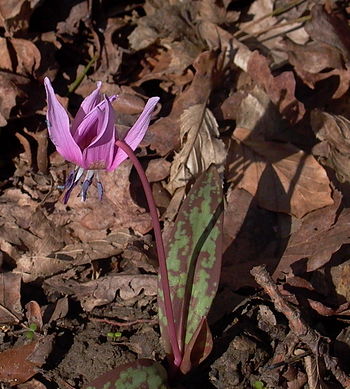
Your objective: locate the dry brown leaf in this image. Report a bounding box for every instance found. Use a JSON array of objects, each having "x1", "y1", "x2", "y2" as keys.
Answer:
[
  {"x1": 0, "y1": 72, "x2": 28, "y2": 126},
  {"x1": 305, "y1": 4, "x2": 350, "y2": 64},
  {"x1": 44, "y1": 274, "x2": 157, "y2": 312},
  {"x1": 25, "y1": 301, "x2": 43, "y2": 331},
  {"x1": 0, "y1": 0, "x2": 40, "y2": 34},
  {"x1": 223, "y1": 186, "x2": 253, "y2": 254},
  {"x1": 54, "y1": 160, "x2": 152, "y2": 238},
  {"x1": 273, "y1": 191, "x2": 348, "y2": 277},
  {"x1": 0, "y1": 336, "x2": 53, "y2": 386},
  {"x1": 229, "y1": 127, "x2": 333, "y2": 218},
  {"x1": 330, "y1": 259, "x2": 350, "y2": 304},
  {"x1": 0, "y1": 38, "x2": 41, "y2": 76},
  {"x1": 146, "y1": 50, "x2": 220, "y2": 155},
  {"x1": 311, "y1": 110, "x2": 350, "y2": 183},
  {"x1": 17, "y1": 378, "x2": 48, "y2": 389},
  {"x1": 0, "y1": 273, "x2": 22, "y2": 324},
  {"x1": 166, "y1": 104, "x2": 226, "y2": 194},
  {"x1": 15, "y1": 232, "x2": 131, "y2": 283},
  {"x1": 145, "y1": 158, "x2": 171, "y2": 182},
  {"x1": 282, "y1": 38, "x2": 344, "y2": 75},
  {"x1": 246, "y1": 51, "x2": 305, "y2": 123}
]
